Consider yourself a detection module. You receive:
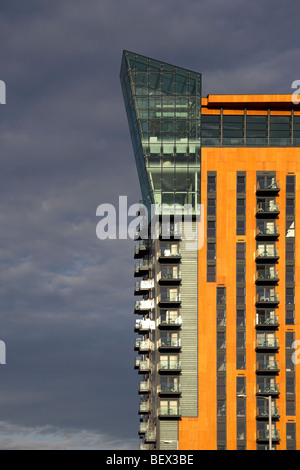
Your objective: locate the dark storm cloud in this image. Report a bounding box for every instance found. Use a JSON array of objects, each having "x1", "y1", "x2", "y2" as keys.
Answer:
[{"x1": 0, "y1": 0, "x2": 299, "y2": 449}]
